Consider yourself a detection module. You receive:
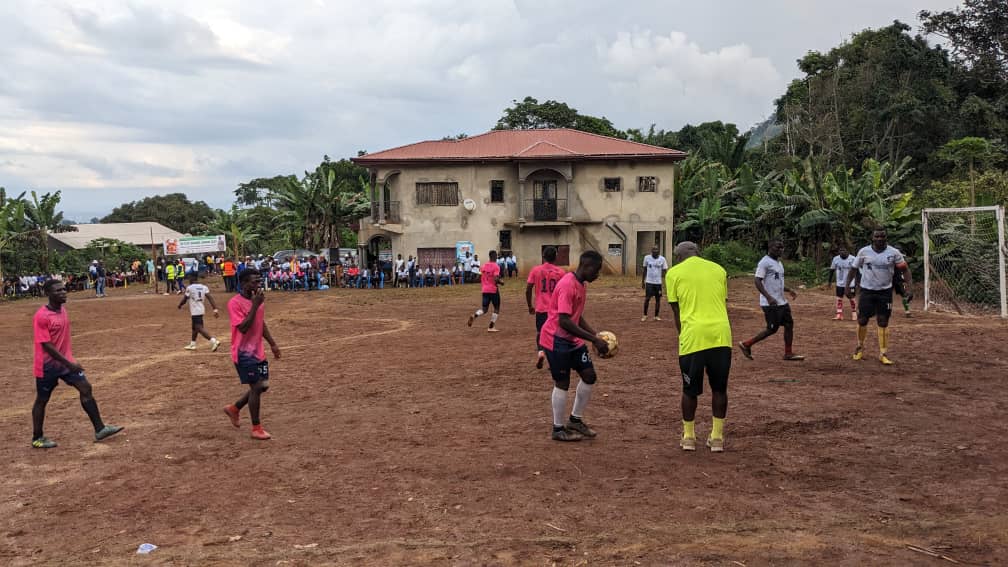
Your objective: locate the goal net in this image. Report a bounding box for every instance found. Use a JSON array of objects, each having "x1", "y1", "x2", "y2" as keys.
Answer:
[{"x1": 922, "y1": 206, "x2": 1007, "y2": 318}]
